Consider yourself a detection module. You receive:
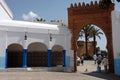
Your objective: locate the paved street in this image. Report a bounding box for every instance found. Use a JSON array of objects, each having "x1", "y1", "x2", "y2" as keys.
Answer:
[
  {"x1": 77, "y1": 60, "x2": 104, "y2": 73},
  {"x1": 0, "y1": 60, "x2": 119, "y2": 80}
]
